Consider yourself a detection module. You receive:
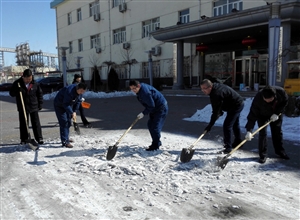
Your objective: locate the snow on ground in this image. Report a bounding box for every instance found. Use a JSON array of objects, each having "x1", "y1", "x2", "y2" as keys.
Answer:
[{"x1": 0, "y1": 91, "x2": 299, "y2": 220}]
